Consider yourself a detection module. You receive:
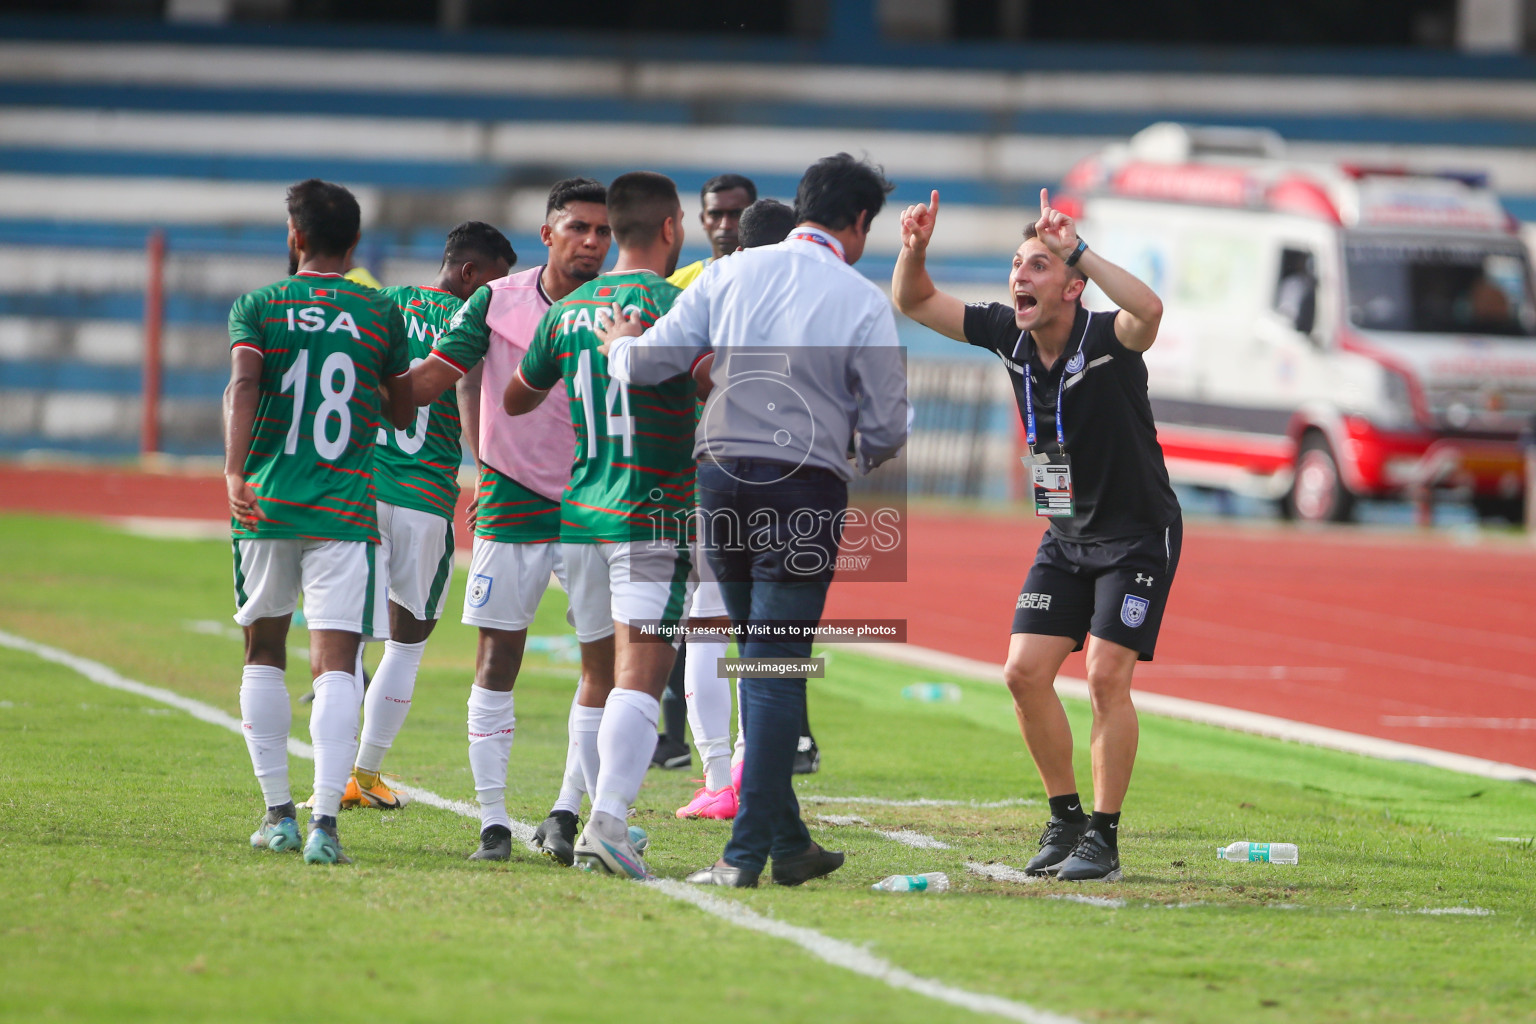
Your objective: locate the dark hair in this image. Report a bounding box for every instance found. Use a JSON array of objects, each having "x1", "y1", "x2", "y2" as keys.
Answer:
[
  {"x1": 793, "y1": 154, "x2": 893, "y2": 232},
  {"x1": 738, "y1": 199, "x2": 796, "y2": 248},
  {"x1": 546, "y1": 177, "x2": 607, "y2": 216},
  {"x1": 285, "y1": 178, "x2": 360, "y2": 258},
  {"x1": 607, "y1": 171, "x2": 681, "y2": 248},
  {"x1": 443, "y1": 221, "x2": 516, "y2": 270},
  {"x1": 700, "y1": 173, "x2": 757, "y2": 204},
  {"x1": 1021, "y1": 223, "x2": 1087, "y2": 283}
]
